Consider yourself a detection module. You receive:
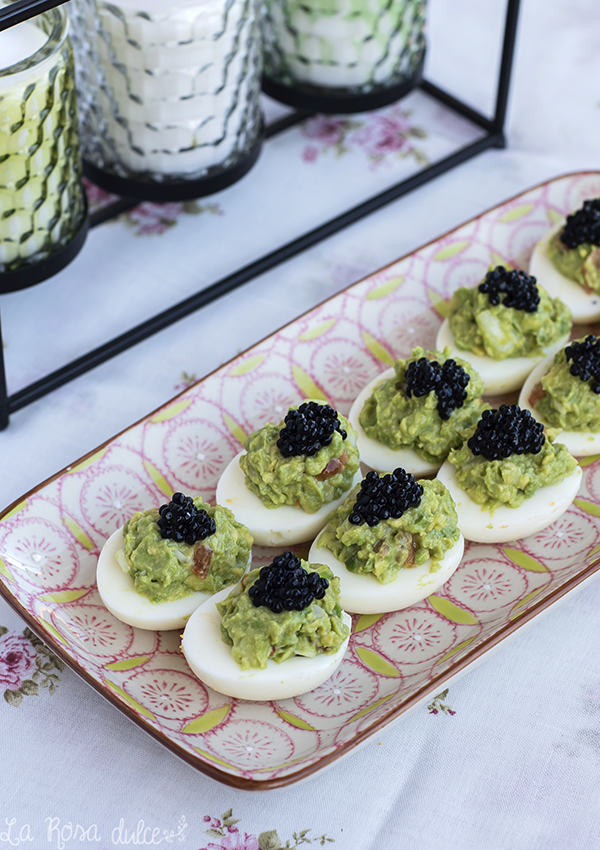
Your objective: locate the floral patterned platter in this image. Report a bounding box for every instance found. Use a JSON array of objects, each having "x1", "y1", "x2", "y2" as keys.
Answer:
[{"x1": 2, "y1": 172, "x2": 600, "y2": 790}]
